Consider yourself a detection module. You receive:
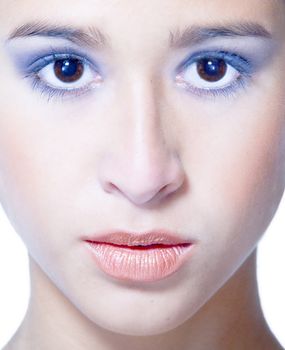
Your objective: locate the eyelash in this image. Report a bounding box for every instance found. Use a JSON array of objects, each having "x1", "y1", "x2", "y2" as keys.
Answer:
[
  {"x1": 23, "y1": 49, "x2": 253, "y2": 102},
  {"x1": 175, "y1": 50, "x2": 253, "y2": 99},
  {"x1": 24, "y1": 48, "x2": 100, "y2": 102}
]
